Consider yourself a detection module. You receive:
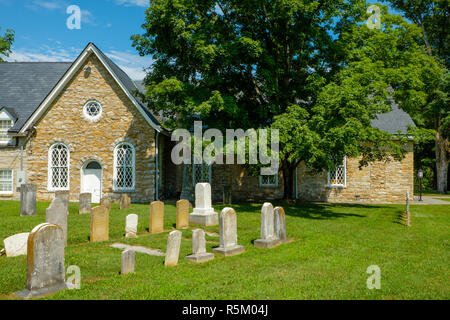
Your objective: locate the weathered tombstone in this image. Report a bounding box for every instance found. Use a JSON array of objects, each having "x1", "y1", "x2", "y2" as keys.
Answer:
[
  {"x1": 121, "y1": 249, "x2": 135, "y2": 275},
  {"x1": 176, "y1": 199, "x2": 189, "y2": 229},
  {"x1": 212, "y1": 207, "x2": 245, "y2": 256},
  {"x1": 149, "y1": 201, "x2": 164, "y2": 234},
  {"x1": 406, "y1": 191, "x2": 411, "y2": 226},
  {"x1": 90, "y1": 205, "x2": 109, "y2": 242},
  {"x1": 120, "y1": 193, "x2": 130, "y2": 210},
  {"x1": 223, "y1": 185, "x2": 232, "y2": 204},
  {"x1": 79, "y1": 193, "x2": 92, "y2": 214},
  {"x1": 46, "y1": 197, "x2": 68, "y2": 246},
  {"x1": 274, "y1": 206, "x2": 292, "y2": 244},
  {"x1": 3, "y1": 232, "x2": 29, "y2": 257},
  {"x1": 125, "y1": 214, "x2": 138, "y2": 238},
  {"x1": 165, "y1": 230, "x2": 182, "y2": 267},
  {"x1": 185, "y1": 229, "x2": 214, "y2": 263},
  {"x1": 14, "y1": 223, "x2": 72, "y2": 299},
  {"x1": 254, "y1": 202, "x2": 280, "y2": 248},
  {"x1": 20, "y1": 183, "x2": 36, "y2": 216},
  {"x1": 100, "y1": 196, "x2": 111, "y2": 211},
  {"x1": 55, "y1": 190, "x2": 70, "y2": 215},
  {"x1": 189, "y1": 183, "x2": 218, "y2": 226}
]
